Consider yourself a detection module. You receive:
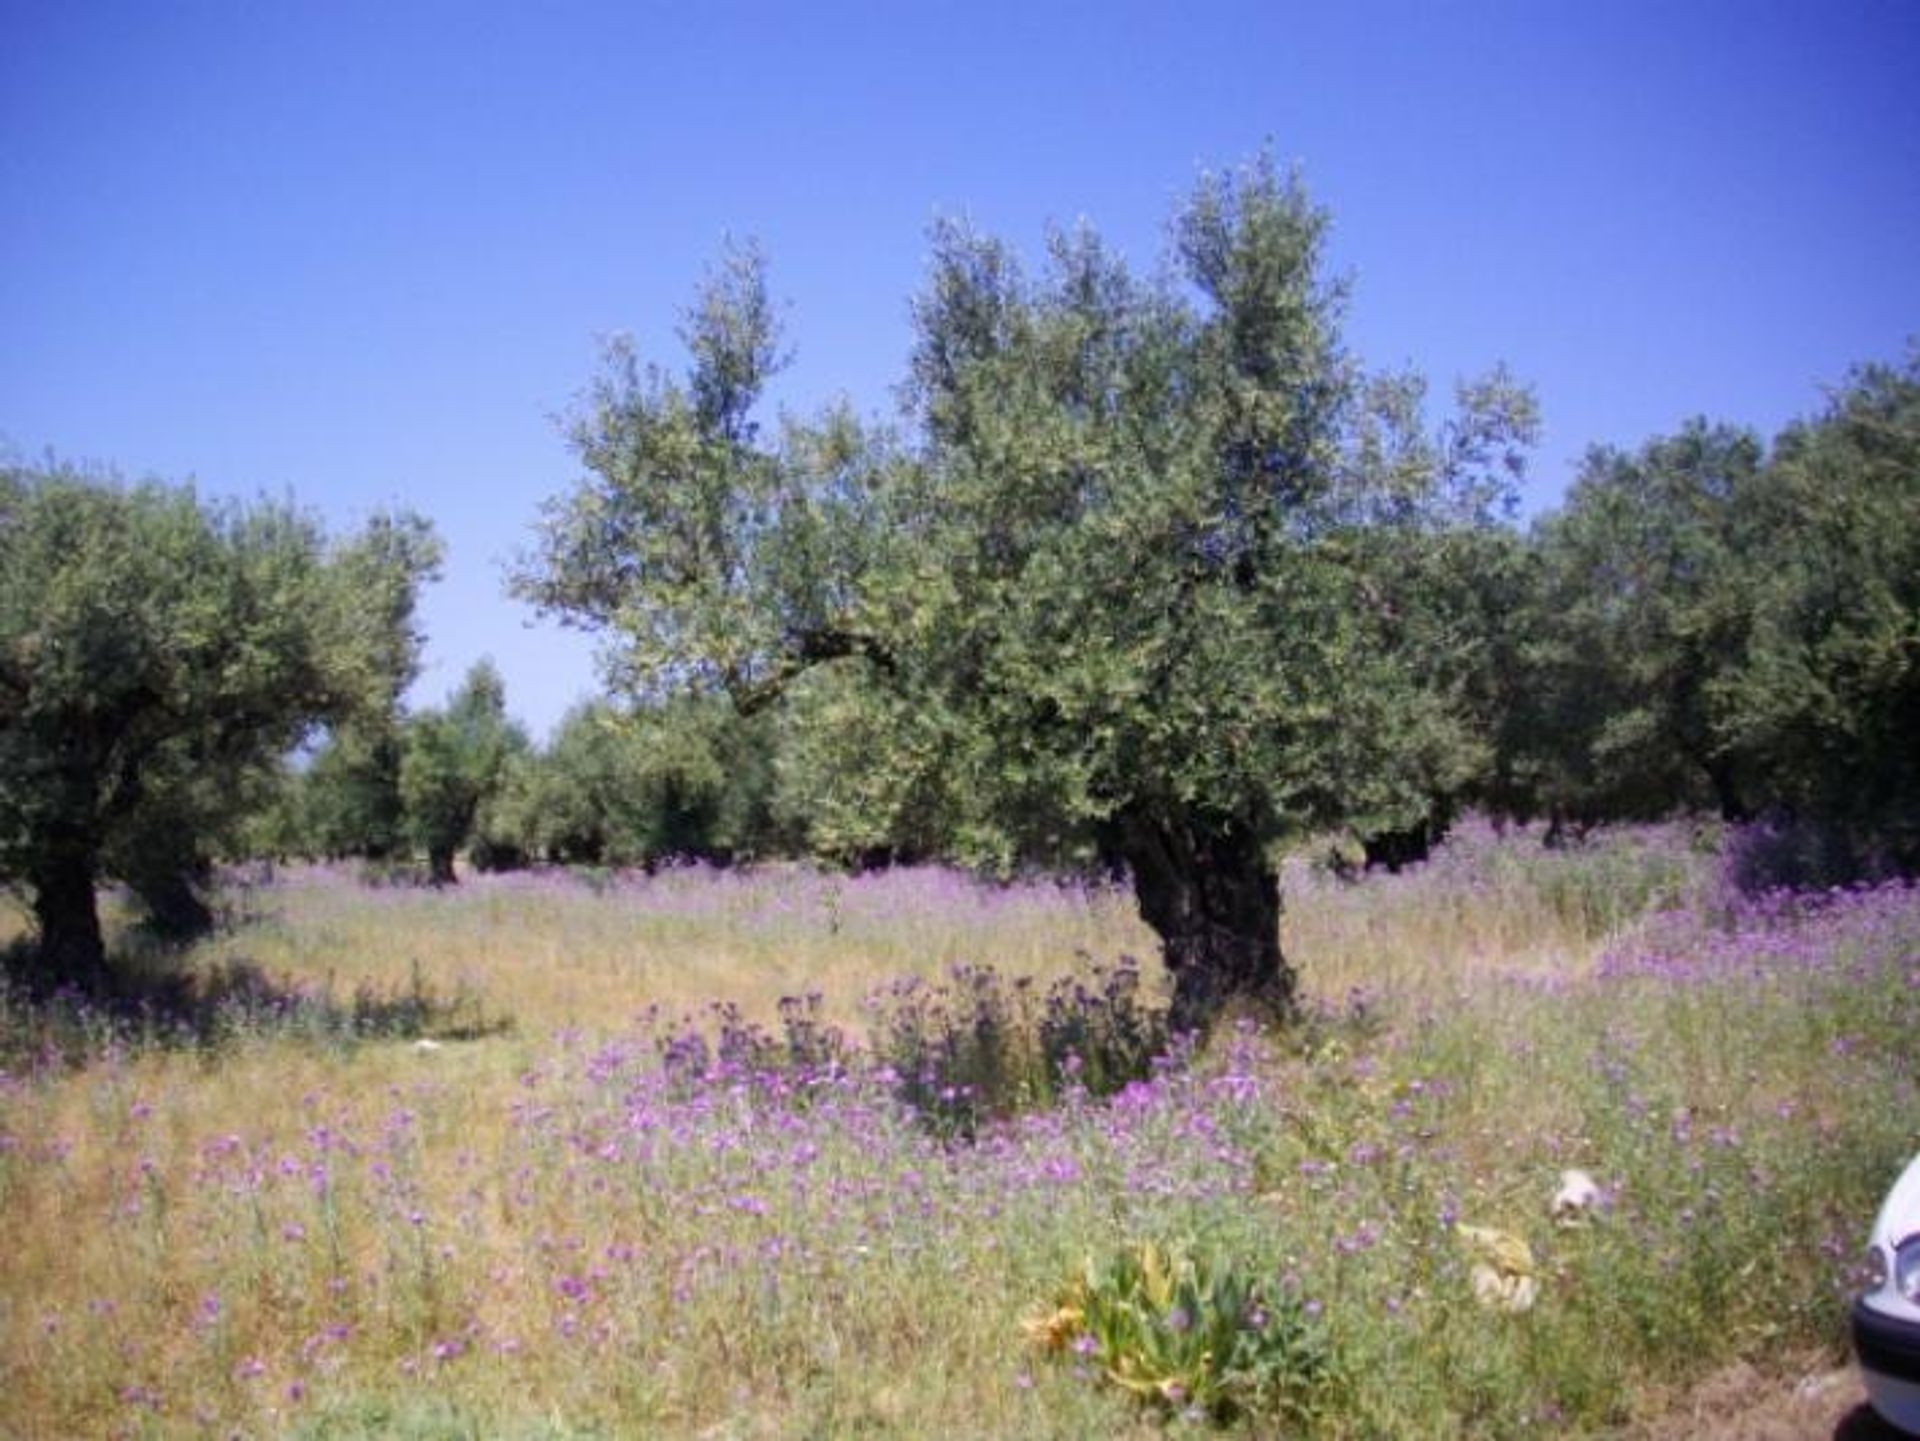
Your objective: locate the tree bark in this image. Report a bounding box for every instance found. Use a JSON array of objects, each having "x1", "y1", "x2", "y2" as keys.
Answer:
[
  {"x1": 129, "y1": 865, "x2": 216, "y2": 942},
  {"x1": 1113, "y1": 807, "x2": 1295, "y2": 1032},
  {"x1": 426, "y1": 846, "x2": 458, "y2": 886},
  {"x1": 29, "y1": 844, "x2": 108, "y2": 989},
  {"x1": 1360, "y1": 804, "x2": 1452, "y2": 873}
]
